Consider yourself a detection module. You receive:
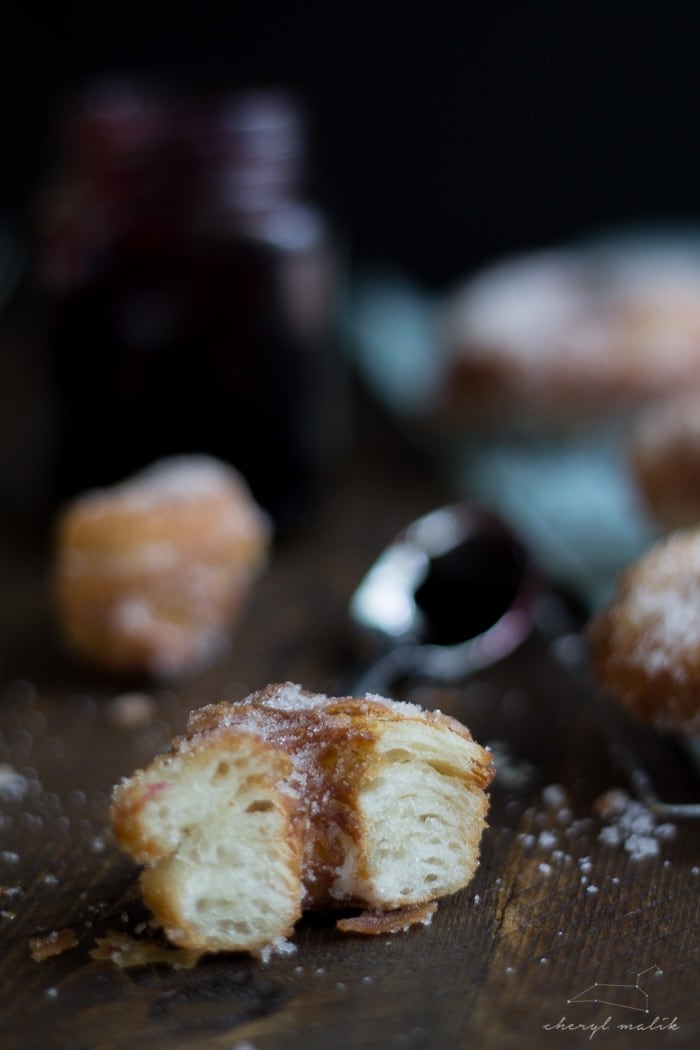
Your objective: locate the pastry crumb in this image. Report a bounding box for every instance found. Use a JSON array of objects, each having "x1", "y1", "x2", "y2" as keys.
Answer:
[
  {"x1": 29, "y1": 928, "x2": 78, "y2": 961},
  {"x1": 336, "y1": 900, "x2": 438, "y2": 935}
]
